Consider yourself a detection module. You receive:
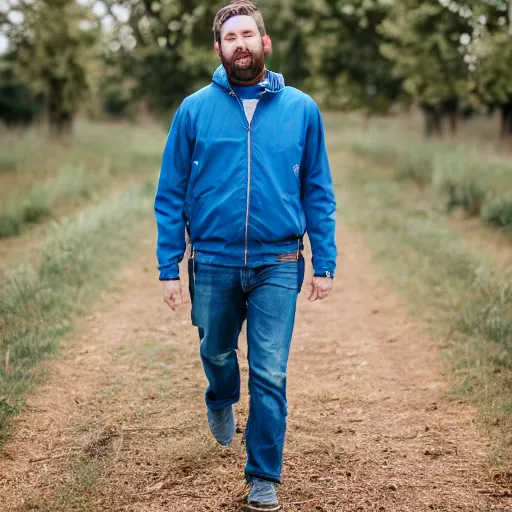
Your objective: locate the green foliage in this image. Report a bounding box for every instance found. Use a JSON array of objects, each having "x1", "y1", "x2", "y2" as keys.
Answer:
[
  {"x1": 463, "y1": 1, "x2": 512, "y2": 104},
  {"x1": 112, "y1": 1, "x2": 219, "y2": 114},
  {"x1": 0, "y1": 0, "x2": 511, "y2": 132},
  {"x1": 0, "y1": 120, "x2": 164, "y2": 239},
  {"x1": 0, "y1": 59, "x2": 43, "y2": 125},
  {"x1": 434, "y1": 178, "x2": 486, "y2": 215},
  {"x1": 0, "y1": 156, "x2": 18, "y2": 173},
  {"x1": 0, "y1": 215, "x2": 21, "y2": 238},
  {"x1": 22, "y1": 191, "x2": 52, "y2": 223},
  {"x1": 2, "y1": 0, "x2": 100, "y2": 133},
  {"x1": 474, "y1": 30, "x2": 512, "y2": 105},
  {"x1": 431, "y1": 154, "x2": 487, "y2": 214},
  {"x1": 257, "y1": 0, "x2": 315, "y2": 88},
  {"x1": 380, "y1": 0, "x2": 472, "y2": 107},
  {"x1": 396, "y1": 153, "x2": 434, "y2": 186},
  {"x1": 101, "y1": 85, "x2": 131, "y2": 118},
  {"x1": 482, "y1": 197, "x2": 512, "y2": 228},
  {"x1": 341, "y1": 117, "x2": 512, "y2": 220},
  {"x1": 311, "y1": 0, "x2": 402, "y2": 113},
  {"x1": 0, "y1": 165, "x2": 103, "y2": 237}
]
